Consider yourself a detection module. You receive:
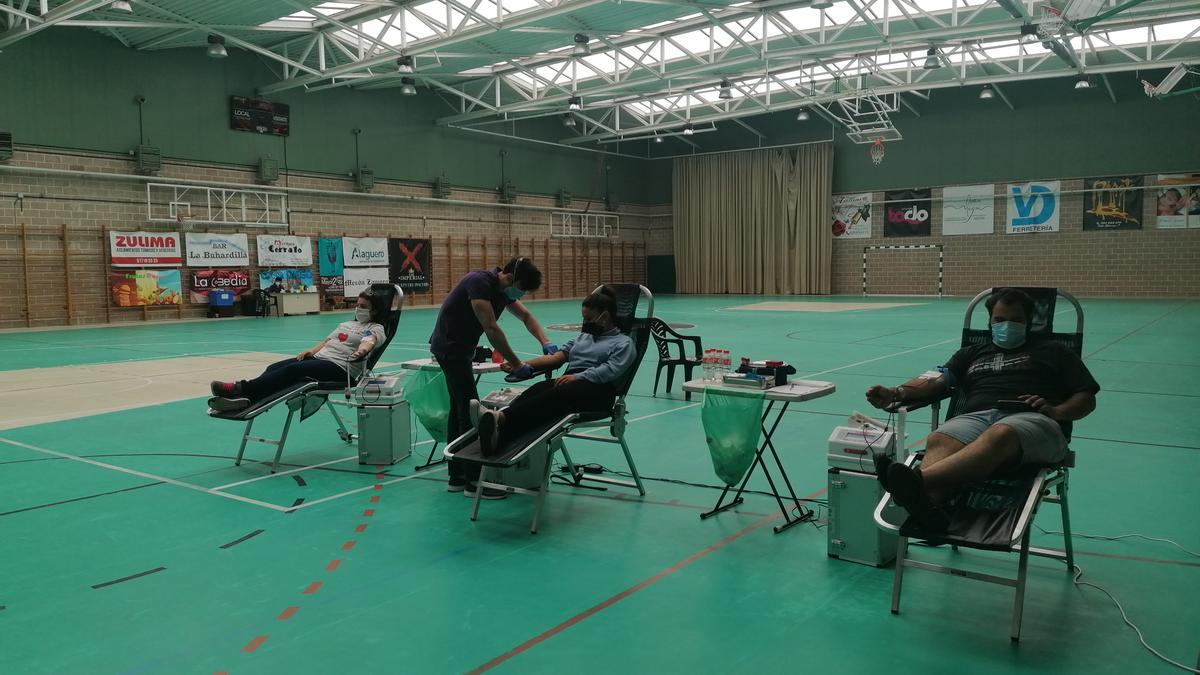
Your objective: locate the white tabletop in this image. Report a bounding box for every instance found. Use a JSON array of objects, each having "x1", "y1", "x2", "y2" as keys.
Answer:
[
  {"x1": 400, "y1": 358, "x2": 503, "y2": 374},
  {"x1": 682, "y1": 378, "x2": 835, "y2": 402}
]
